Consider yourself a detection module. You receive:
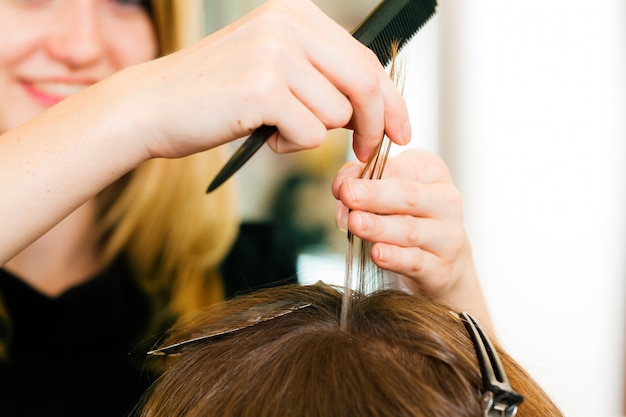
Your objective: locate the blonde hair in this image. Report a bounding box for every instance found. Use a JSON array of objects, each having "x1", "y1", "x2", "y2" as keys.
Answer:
[
  {"x1": 97, "y1": 0, "x2": 239, "y2": 331},
  {"x1": 151, "y1": 0, "x2": 206, "y2": 55}
]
